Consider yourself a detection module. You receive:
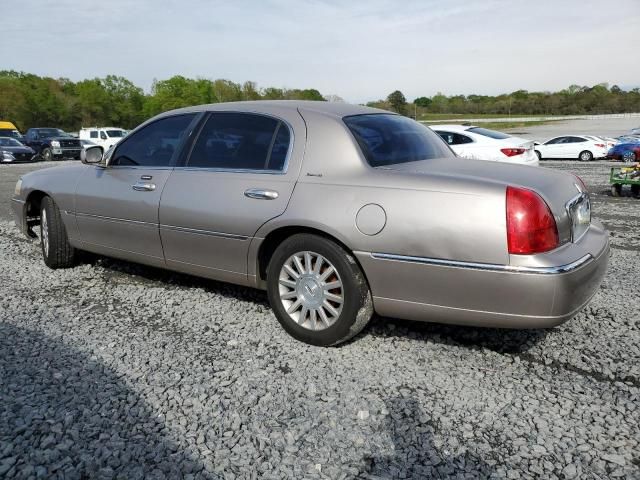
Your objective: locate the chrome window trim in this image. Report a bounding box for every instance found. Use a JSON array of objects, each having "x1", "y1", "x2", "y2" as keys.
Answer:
[
  {"x1": 182, "y1": 111, "x2": 295, "y2": 175},
  {"x1": 368, "y1": 252, "x2": 593, "y2": 275}
]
